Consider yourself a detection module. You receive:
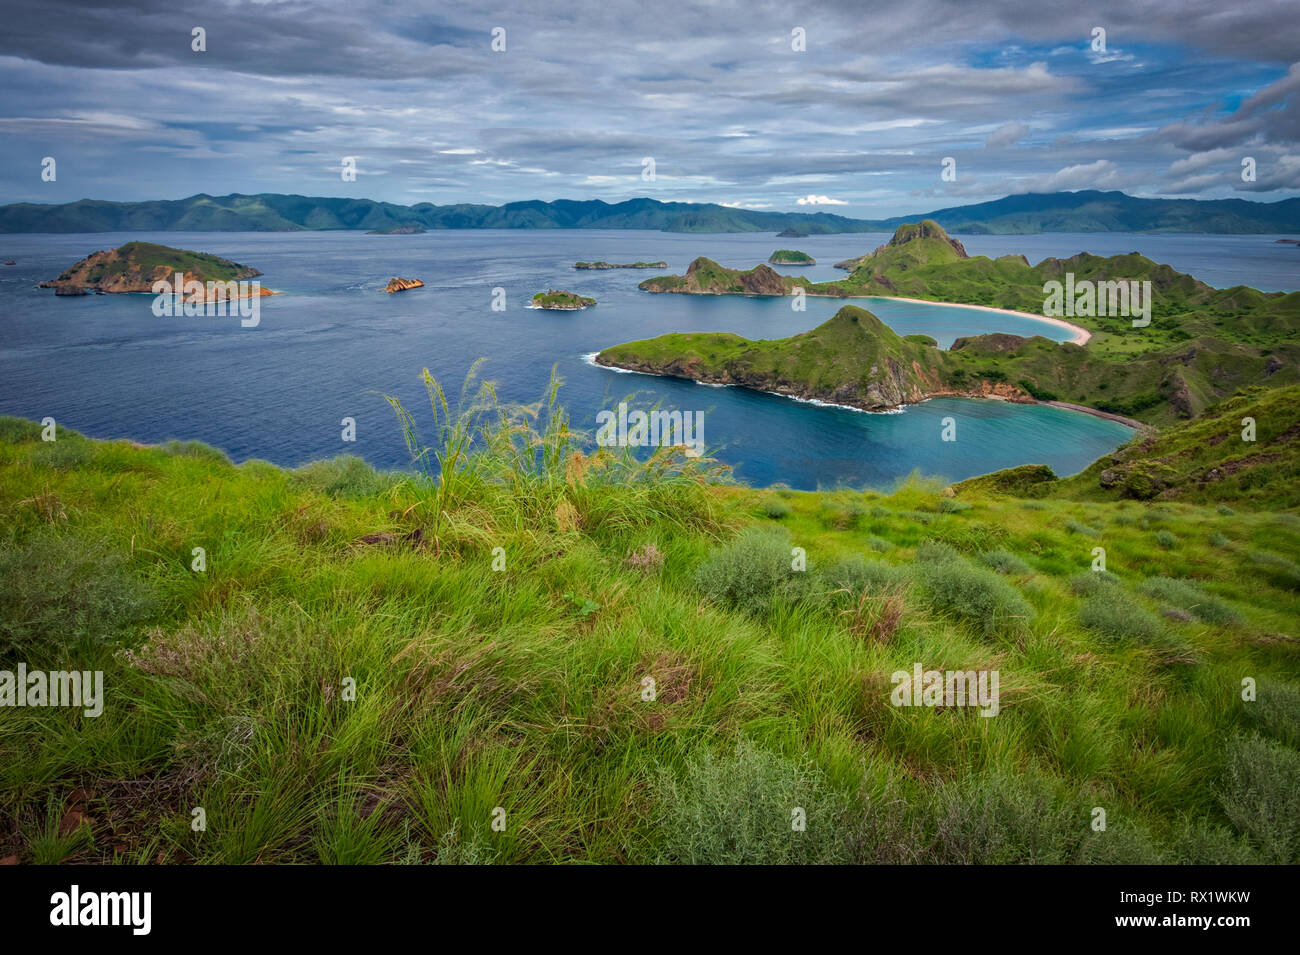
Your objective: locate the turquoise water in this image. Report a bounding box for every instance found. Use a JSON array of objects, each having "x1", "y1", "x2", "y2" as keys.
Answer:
[{"x1": 1, "y1": 229, "x2": 1291, "y2": 489}]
